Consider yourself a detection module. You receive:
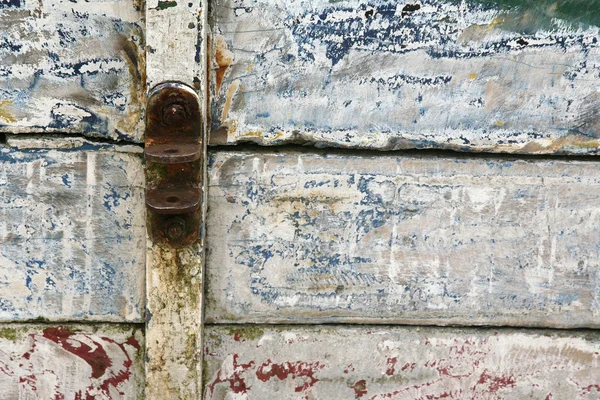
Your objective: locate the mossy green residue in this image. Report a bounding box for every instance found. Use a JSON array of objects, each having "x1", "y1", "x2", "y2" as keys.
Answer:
[
  {"x1": 463, "y1": 0, "x2": 600, "y2": 31},
  {"x1": 227, "y1": 325, "x2": 265, "y2": 342},
  {"x1": 0, "y1": 327, "x2": 26, "y2": 341},
  {"x1": 156, "y1": 0, "x2": 177, "y2": 10}
]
